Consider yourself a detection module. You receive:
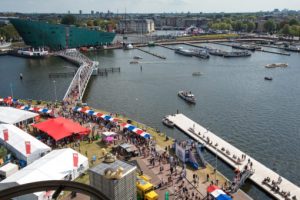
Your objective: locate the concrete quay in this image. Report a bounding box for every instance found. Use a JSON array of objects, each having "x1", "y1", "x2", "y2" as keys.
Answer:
[{"x1": 166, "y1": 113, "x2": 300, "y2": 200}]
